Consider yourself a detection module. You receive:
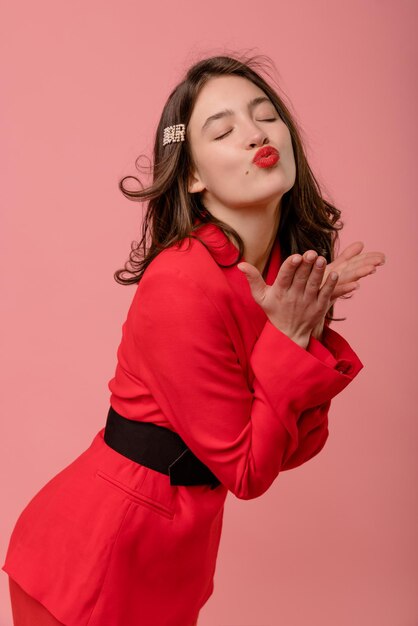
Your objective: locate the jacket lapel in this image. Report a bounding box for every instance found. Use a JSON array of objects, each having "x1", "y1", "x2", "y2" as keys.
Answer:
[{"x1": 192, "y1": 218, "x2": 282, "y2": 354}]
